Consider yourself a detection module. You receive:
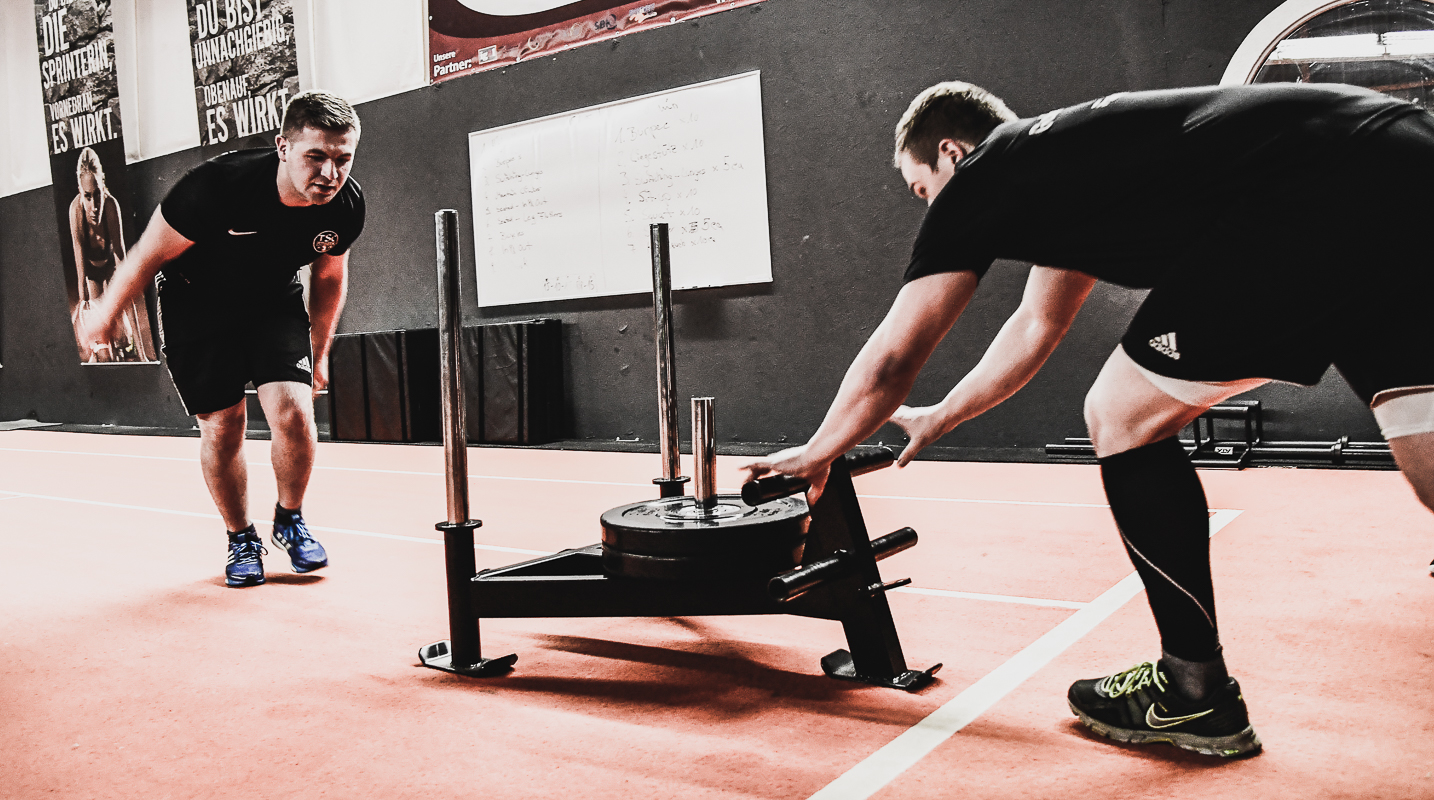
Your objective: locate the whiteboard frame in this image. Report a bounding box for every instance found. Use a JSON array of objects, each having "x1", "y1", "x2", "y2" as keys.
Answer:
[{"x1": 466, "y1": 70, "x2": 772, "y2": 307}]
